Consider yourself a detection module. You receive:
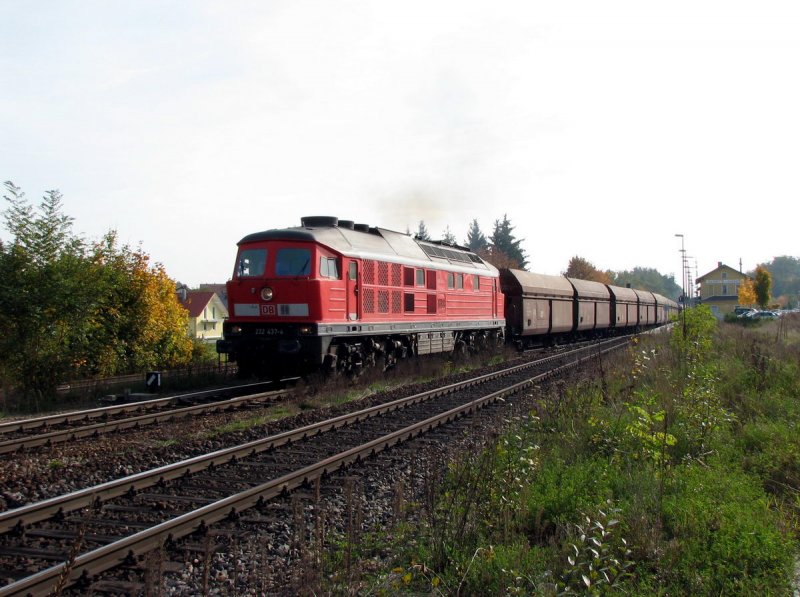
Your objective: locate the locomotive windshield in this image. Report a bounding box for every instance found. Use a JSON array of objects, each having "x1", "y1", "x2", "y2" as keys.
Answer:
[
  {"x1": 276, "y1": 248, "x2": 311, "y2": 276},
  {"x1": 236, "y1": 248, "x2": 267, "y2": 277}
]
